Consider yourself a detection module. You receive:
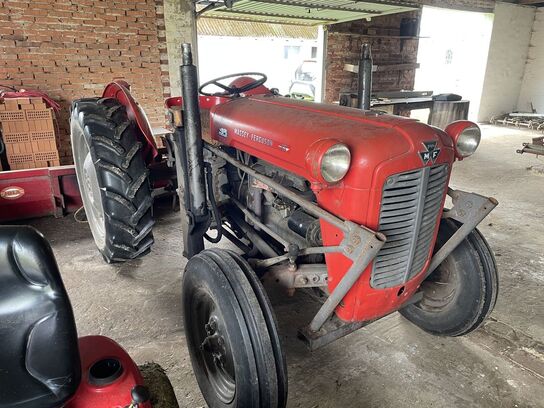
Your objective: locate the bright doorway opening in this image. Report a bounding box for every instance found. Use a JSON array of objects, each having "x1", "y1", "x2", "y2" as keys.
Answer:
[
  {"x1": 197, "y1": 21, "x2": 322, "y2": 101},
  {"x1": 414, "y1": 7, "x2": 494, "y2": 121}
]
